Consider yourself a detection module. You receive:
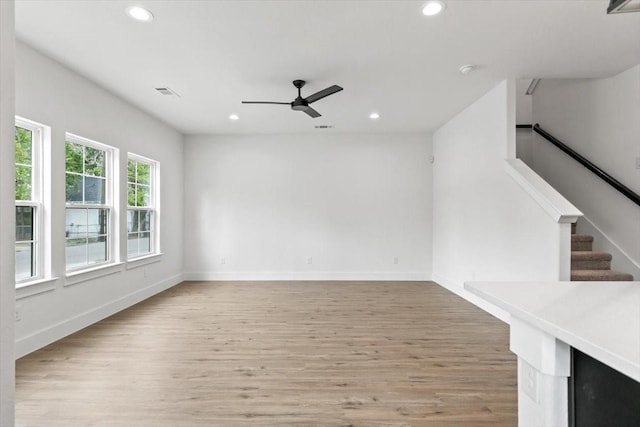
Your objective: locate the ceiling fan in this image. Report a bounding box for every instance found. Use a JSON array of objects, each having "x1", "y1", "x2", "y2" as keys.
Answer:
[{"x1": 242, "y1": 80, "x2": 343, "y2": 118}]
